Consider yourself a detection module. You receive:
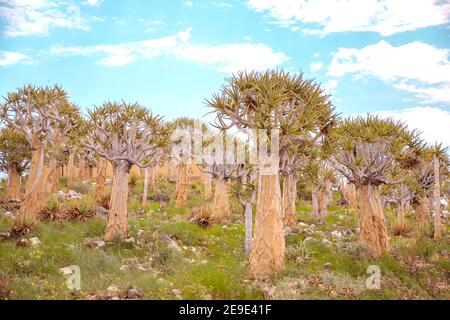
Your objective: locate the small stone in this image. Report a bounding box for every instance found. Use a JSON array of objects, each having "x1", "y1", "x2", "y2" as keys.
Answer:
[
  {"x1": 171, "y1": 288, "x2": 182, "y2": 295},
  {"x1": 323, "y1": 262, "x2": 333, "y2": 270},
  {"x1": 106, "y1": 285, "x2": 120, "y2": 297},
  {"x1": 0, "y1": 232, "x2": 11, "y2": 241},
  {"x1": 322, "y1": 239, "x2": 332, "y2": 245},
  {"x1": 199, "y1": 260, "x2": 208, "y2": 265},
  {"x1": 29, "y1": 237, "x2": 41, "y2": 246},
  {"x1": 124, "y1": 237, "x2": 135, "y2": 245},
  {"x1": 295, "y1": 257, "x2": 305, "y2": 264},
  {"x1": 120, "y1": 265, "x2": 129, "y2": 272},
  {"x1": 95, "y1": 206, "x2": 108, "y2": 218},
  {"x1": 201, "y1": 294, "x2": 213, "y2": 300},
  {"x1": 59, "y1": 266, "x2": 73, "y2": 275},
  {"x1": 298, "y1": 222, "x2": 308, "y2": 228},
  {"x1": 283, "y1": 226, "x2": 293, "y2": 235},
  {"x1": 222, "y1": 225, "x2": 228, "y2": 229},
  {"x1": 331, "y1": 230, "x2": 343, "y2": 238},
  {"x1": 84, "y1": 240, "x2": 106, "y2": 249},
  {"x1": 126, "y1": 287, "x2": 143, "y2": 299}
]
